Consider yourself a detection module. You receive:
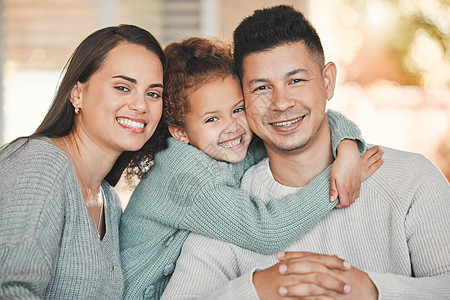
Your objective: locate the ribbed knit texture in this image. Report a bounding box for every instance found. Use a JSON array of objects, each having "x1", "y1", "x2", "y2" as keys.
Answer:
[
  {"x1": 162, "y1": 146, "x2": 450, "y2": 299},
  {"x1": 120, "y1": 110, "x2": 365, "y2": 300},
  {"x1": 0, "y1": 137, "x2": 124, "y2": 299}
]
